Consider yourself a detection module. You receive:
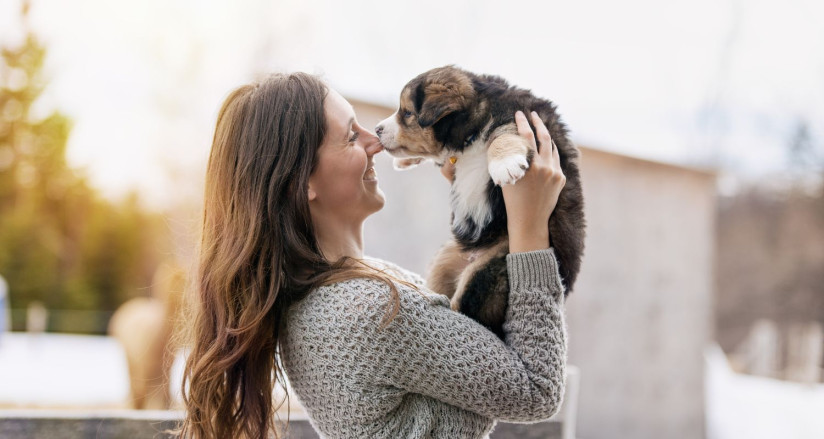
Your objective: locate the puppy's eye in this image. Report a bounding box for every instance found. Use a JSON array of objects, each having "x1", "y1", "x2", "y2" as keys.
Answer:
[{"x1": 403, "y1": 111, "x2": 413, "y2": 119}]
